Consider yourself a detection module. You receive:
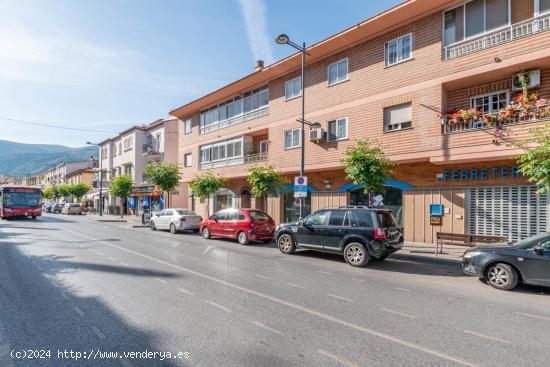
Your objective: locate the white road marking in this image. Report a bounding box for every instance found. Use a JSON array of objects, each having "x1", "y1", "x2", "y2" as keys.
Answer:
[
  {"x1": 61, "y1": 293, "x2": 69, "y2": 300},
  {"x1": 204, "y1": 300, "x2": 231, "y2": 313},
  {"x1": 154, "y1": 277, "x2": 167, "y2": 284},
  {"x1": 65, "y1": 229, "x2": 480, "y2": 367},
  {"x1": 514, "y1": 311, "x2": 550, "y2": 322},
  {"x1": 463, "y1": 330, "x2": 511, "y2": 345},
  {"x1": 395, "y1": 287, "x2": 411, "y2": 292},
  {"x1": 317, "y1": 349, "x2": 360, "y2": 367},
  {"x1": 317, "y1": 270, "x2": 332, "y2": 275},
  {"x1": 253, "y1": 321, "x2": 283, "y2": 336},
  {"x1": 381, "y1": 308, "x2": 416, "y2": 319},
  {"x1": 178, "y1": 288, "x2": 195, "y2": 296},
  {"x1": 73, "y1": 306, "x2": 85, "y2": 317},
  {"x1": 120, "y1": 262, "x2": 129, "y2": 267},
  {"x1": 287, "y1": 282, "x2": 307, "y2": 289},
  {"x1": 255, "y1": 274, "x2": 271, "y2": 280},
  {"x1": 351, "y1": 277, "x2": 366, "y2": 282},
  {"x1": 107, "y1": 256, "x2": 115, "y2": 261},
  {"x1": 90, "y1": 326, "x2": 106, "y2": 340},
  {"x1": 328, "y1": 294, "x2": 353, "y2": 302}
]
